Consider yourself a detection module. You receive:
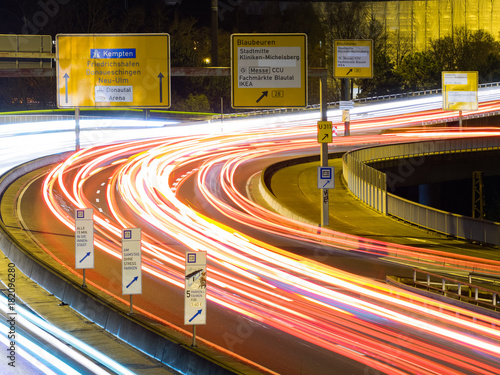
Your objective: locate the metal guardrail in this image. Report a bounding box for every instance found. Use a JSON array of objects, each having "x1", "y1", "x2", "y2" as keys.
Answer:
[
  {"x1": 342, "y1": 137, "x2": 500, "y2": 246},
  {"x1": 213, "y1": 81, "x2": 500, "y2": 120},
  {"x1": 0, "y1": 115, "x2": 77, "y2": 124},
  {"x1": 412, "y1": 268, "x2": 499, "y2": 311}
]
